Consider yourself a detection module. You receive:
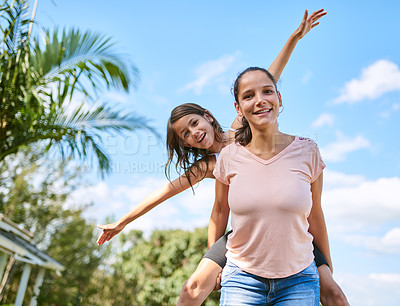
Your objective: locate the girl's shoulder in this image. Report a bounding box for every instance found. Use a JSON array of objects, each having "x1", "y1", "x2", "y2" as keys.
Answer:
[{"x1": 194, "y1": 155, "x2": 217, "y2": 178}]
